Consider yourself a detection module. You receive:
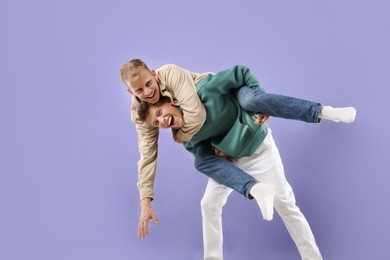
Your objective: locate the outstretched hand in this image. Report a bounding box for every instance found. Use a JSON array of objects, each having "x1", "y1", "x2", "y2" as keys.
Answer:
[
  {"x1": 138, "y1": 198, "x2": 159, "y2": 239},
  {"x1": 252, "y1": 113, "x2": 270, "y2": 124}
]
